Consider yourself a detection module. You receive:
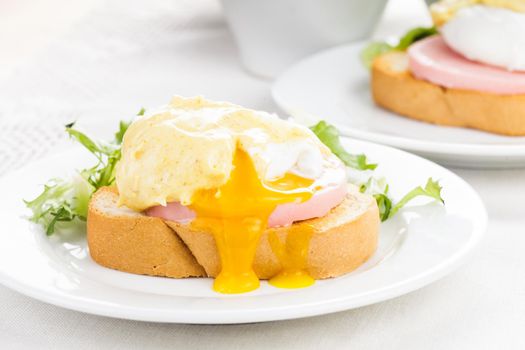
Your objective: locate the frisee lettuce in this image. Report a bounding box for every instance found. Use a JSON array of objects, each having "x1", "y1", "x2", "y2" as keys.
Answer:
[
  {"x1": 388, "y1": 178, "x2": 444, "y2": 219},
  {"x1": 65, "y1": 118, "x2": 132, "y2": 189},
  {"x1": 310, "y1": 121, "x2": 377, "y2": 170},
  {"x1": 360, "y1": 26, "x2": 438, "y2": 69},
  {"x1": 25, "y1": 114, "x2": 135, "y2": 235},
  {"x1": 24, "y1": 174, "x2": 93, "y2": 235},
  {"x1": 359, "y1": 176, "x2": 443, "y2": 221},
  {"x1": 310, "y1": 120, "x2": 444, "y2": 221}
]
